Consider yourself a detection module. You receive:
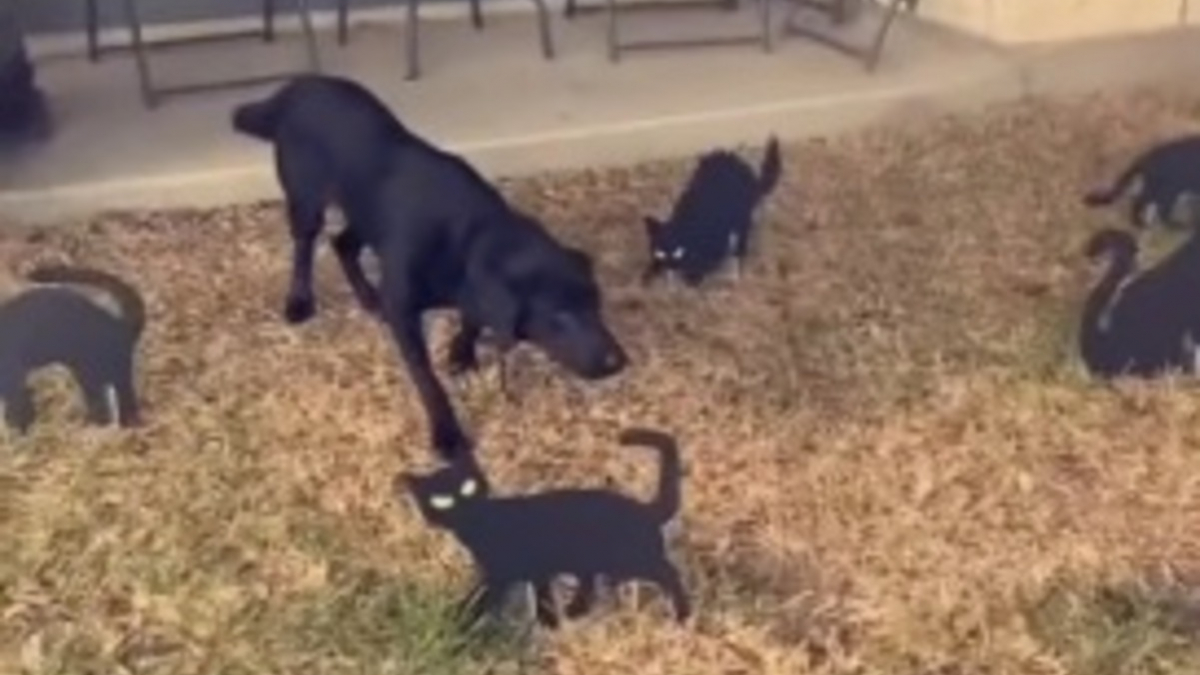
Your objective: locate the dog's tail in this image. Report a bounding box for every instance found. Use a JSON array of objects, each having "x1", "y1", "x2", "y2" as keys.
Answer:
[
  {"x1": 1083, "y1": 156, "x2": 1143, "y2": 208},
  {"x1": 27, "y1": 265, "x2": 146, "y2": 337},
  {"x1": 231, "y1": 86, "x2": 289, "y2": 141},
  {"x1": 618, "y1": 428, "x2": 682, "y2": 524},
  {"x1": 757, "y1": 135, "x2": 783, "y2": 199}
]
